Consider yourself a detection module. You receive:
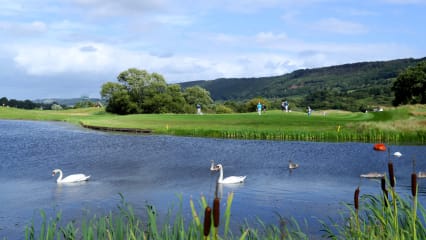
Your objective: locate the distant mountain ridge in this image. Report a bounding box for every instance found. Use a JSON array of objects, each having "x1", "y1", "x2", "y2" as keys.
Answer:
[{"x1": 179, "y1": 57, "x2": 426, "y2": 103}]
